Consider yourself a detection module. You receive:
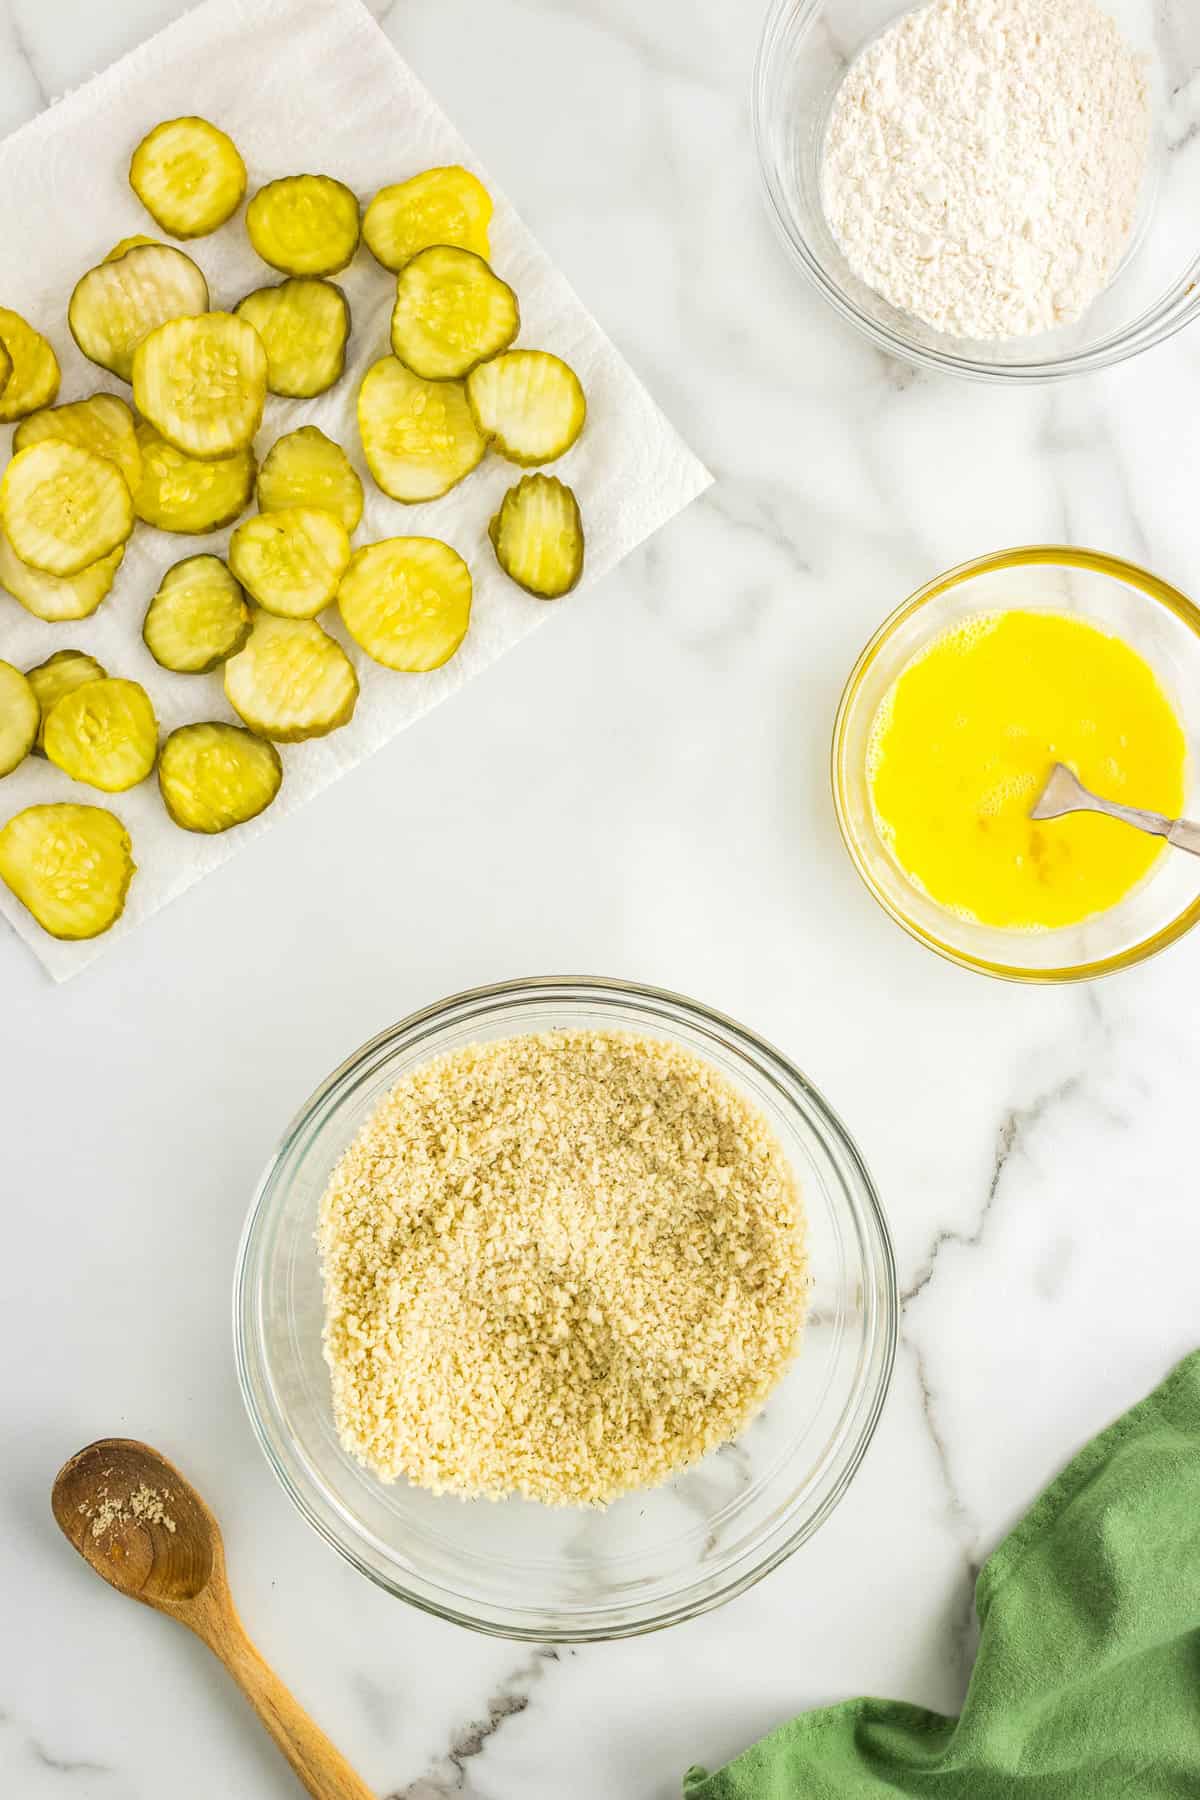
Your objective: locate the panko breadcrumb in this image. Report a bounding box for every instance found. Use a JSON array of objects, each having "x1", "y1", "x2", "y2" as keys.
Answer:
[{"x1": 318, "y1": 1029, "x2": 809, "y2": 1506}]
